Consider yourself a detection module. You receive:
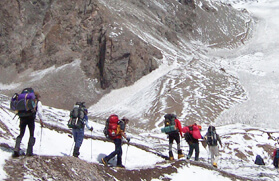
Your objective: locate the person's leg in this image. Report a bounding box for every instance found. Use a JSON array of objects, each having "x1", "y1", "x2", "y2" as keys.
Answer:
[
  {"x1": 72, "y1": 129, "x2": 77, "y2": 143},
  {"x1": 174, "y1": 133, "x2": 184, "y2": 159},
  {"x1": 212, "y1": 146, "x2": 219, "y2": 167},
  {"x1": 209, "y1": 146, "x2": 214, "y2": 164},
  {"x1": 73, "y1": 129, "x2": 84, "y2": 157},
  {"x1": 13, "y1": 118, "x2": 28, "y2": 157},
  {"x1": 194, "y1": 143, "x2": 199, "y2": 161},
  {"x1": 115, "y1": 139, "x2": 123, "y2": 166},
  {"x1": 26, "y1": 118, "x2": 36, "y2": 156},
  {"x1": 274, "y1": 158, "x2": 279, "y2": 168},
  {"x1": 103, "y1": 139, "x2": 119, "y2": 165},
  {"x1": 187, "y1": 144, "x2": 194, "y2": 159},
  {"x1": 169, "y1": 134, "x2": 175, "y2": 160}
]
